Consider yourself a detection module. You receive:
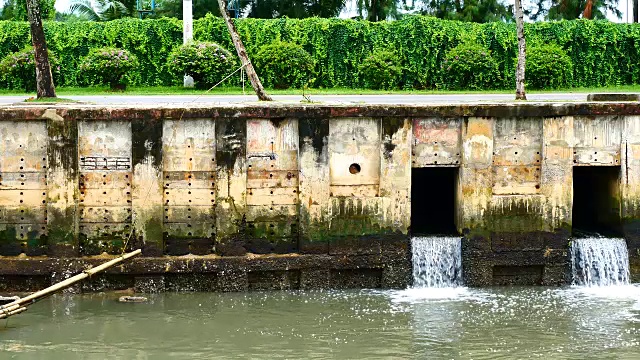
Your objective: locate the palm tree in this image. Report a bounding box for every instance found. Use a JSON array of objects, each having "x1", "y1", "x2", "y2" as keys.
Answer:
[{"x1": 69, "y1": 0, "x2": 130, "y2": 21}]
